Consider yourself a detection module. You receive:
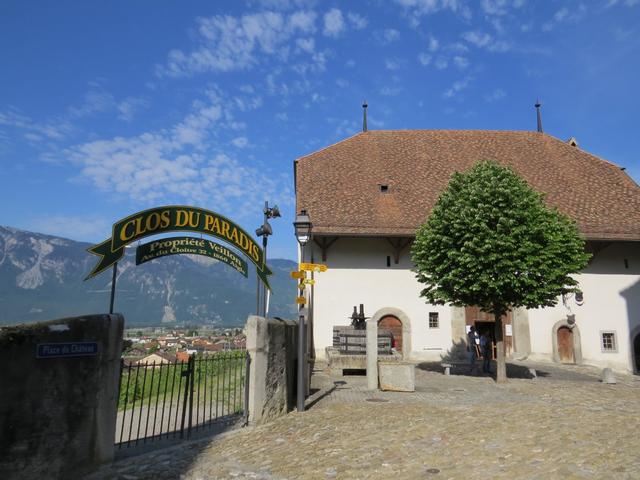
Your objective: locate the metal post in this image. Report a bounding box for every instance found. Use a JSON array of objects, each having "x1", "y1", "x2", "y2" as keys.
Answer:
[
  {"x1": 262, "y1": 235, "x2": 268, "y2": 318},
  {"x1": 109, "y1": 262, "x2": 118, "y2": 314},
  {"x1": 296, "y1": 245, "x2": 306, "y2": 412}
]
